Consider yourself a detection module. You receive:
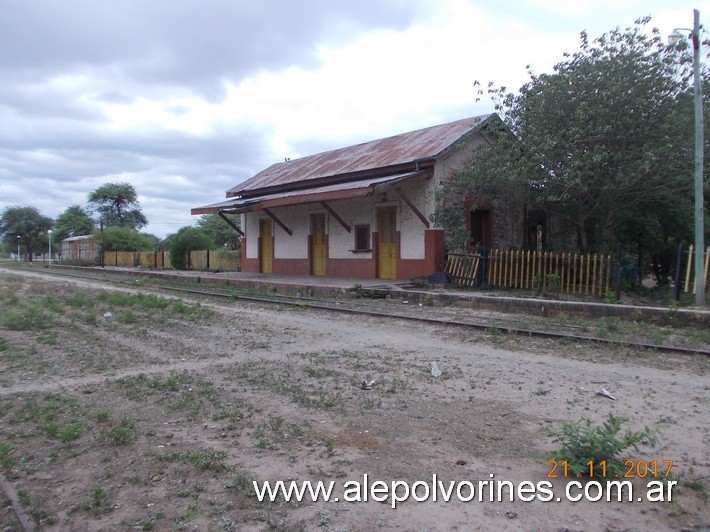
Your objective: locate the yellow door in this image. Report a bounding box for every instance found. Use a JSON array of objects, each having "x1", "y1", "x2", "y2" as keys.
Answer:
[
  {"x1": 377, "y1": 207, "x2": 397, "y2": 280},
  {"x1": 311, "y1": 213, "x2": 326, "y2": 276},
  {"x1": 259, "y1": 218, "x2": 273, "y2": 273}
]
